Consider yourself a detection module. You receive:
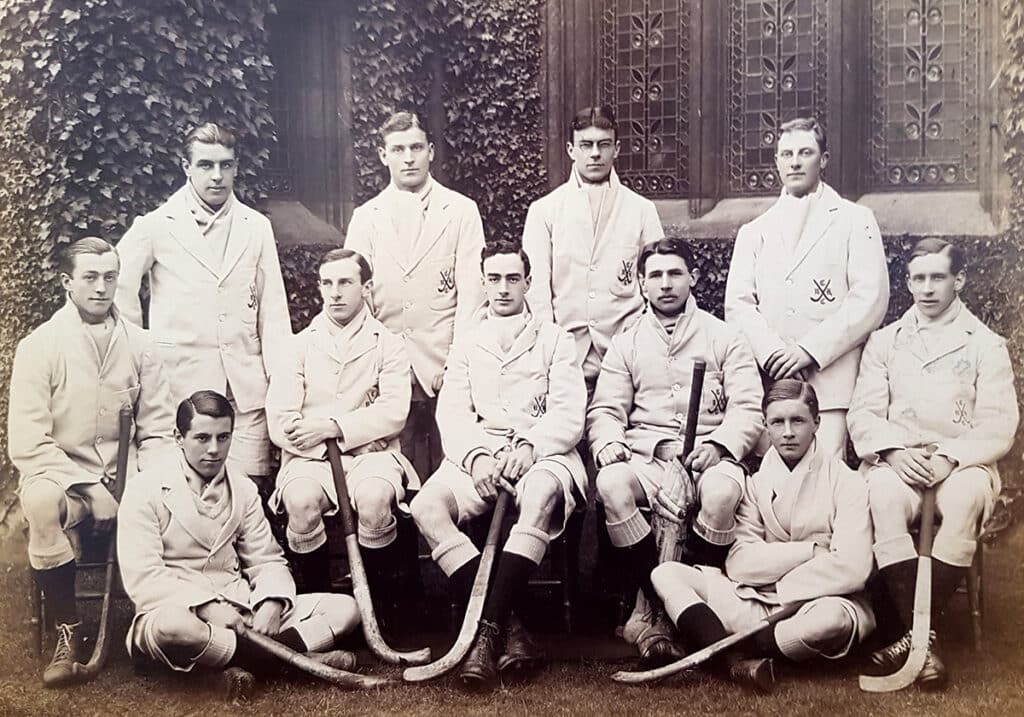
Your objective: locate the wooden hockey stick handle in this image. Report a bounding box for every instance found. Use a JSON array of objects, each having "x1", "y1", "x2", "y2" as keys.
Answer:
[
  {"x1": 917, "y1": 486, "x2": 937, "y2": 558},
  {"x1": 240, "y1": 627, "x2": 395, "y2": 689},
  {"x1": 682, "y1": 359, "x2": 706, "y2": 458},
  {"x1": 326, "y1": 440, "x2": 358, "y2": 538}
]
